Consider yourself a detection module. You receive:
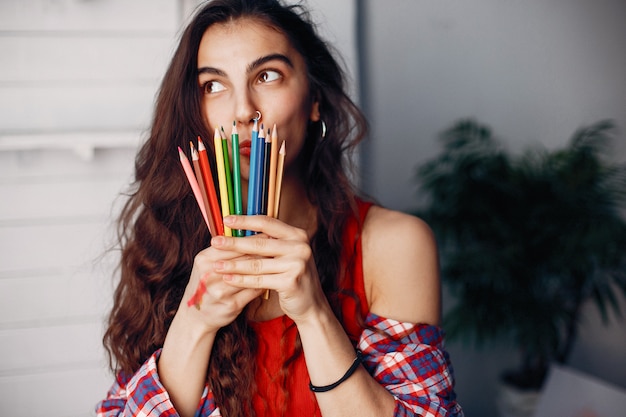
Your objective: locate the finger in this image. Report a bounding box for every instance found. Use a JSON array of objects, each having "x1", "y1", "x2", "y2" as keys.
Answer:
[
  {"x1": 188, "y1": 271, "x2": 262, "y2": 308},
  {"x1": 223, "y1": 272, "x2": 279, "y2": 291},
  {"x1": 197, "y1": 245, "x2": 244, "y2": 260},
  {"x1": 212, "y1": 234, "x2": 311, "y2": 259},
  {"x1": 193, "y1": 246, "x2": 246, "y2": 272},
  {"x1": 206, "y1": 282, "x2": 263, "y2": 305},
  {"x1": 223, "y1": 215, "x2": 308, "y2": 241},
  {"x1": 197, "y1": 285, "x2": 264, "y2": 316},
  {"x1": 231, "y1": 287, "x2": 265, "y2": 304},
  {"x1": 216, "y1": 256, "x2": 283, "y2": 276}
]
